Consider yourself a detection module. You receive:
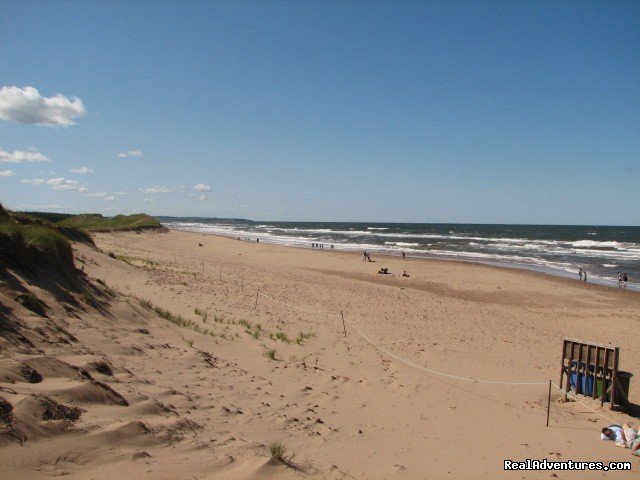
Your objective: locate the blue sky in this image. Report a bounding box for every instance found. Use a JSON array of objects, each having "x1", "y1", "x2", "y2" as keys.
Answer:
[{"x1": 0, "y1": 1, "x2": 638, "y2": 224}]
